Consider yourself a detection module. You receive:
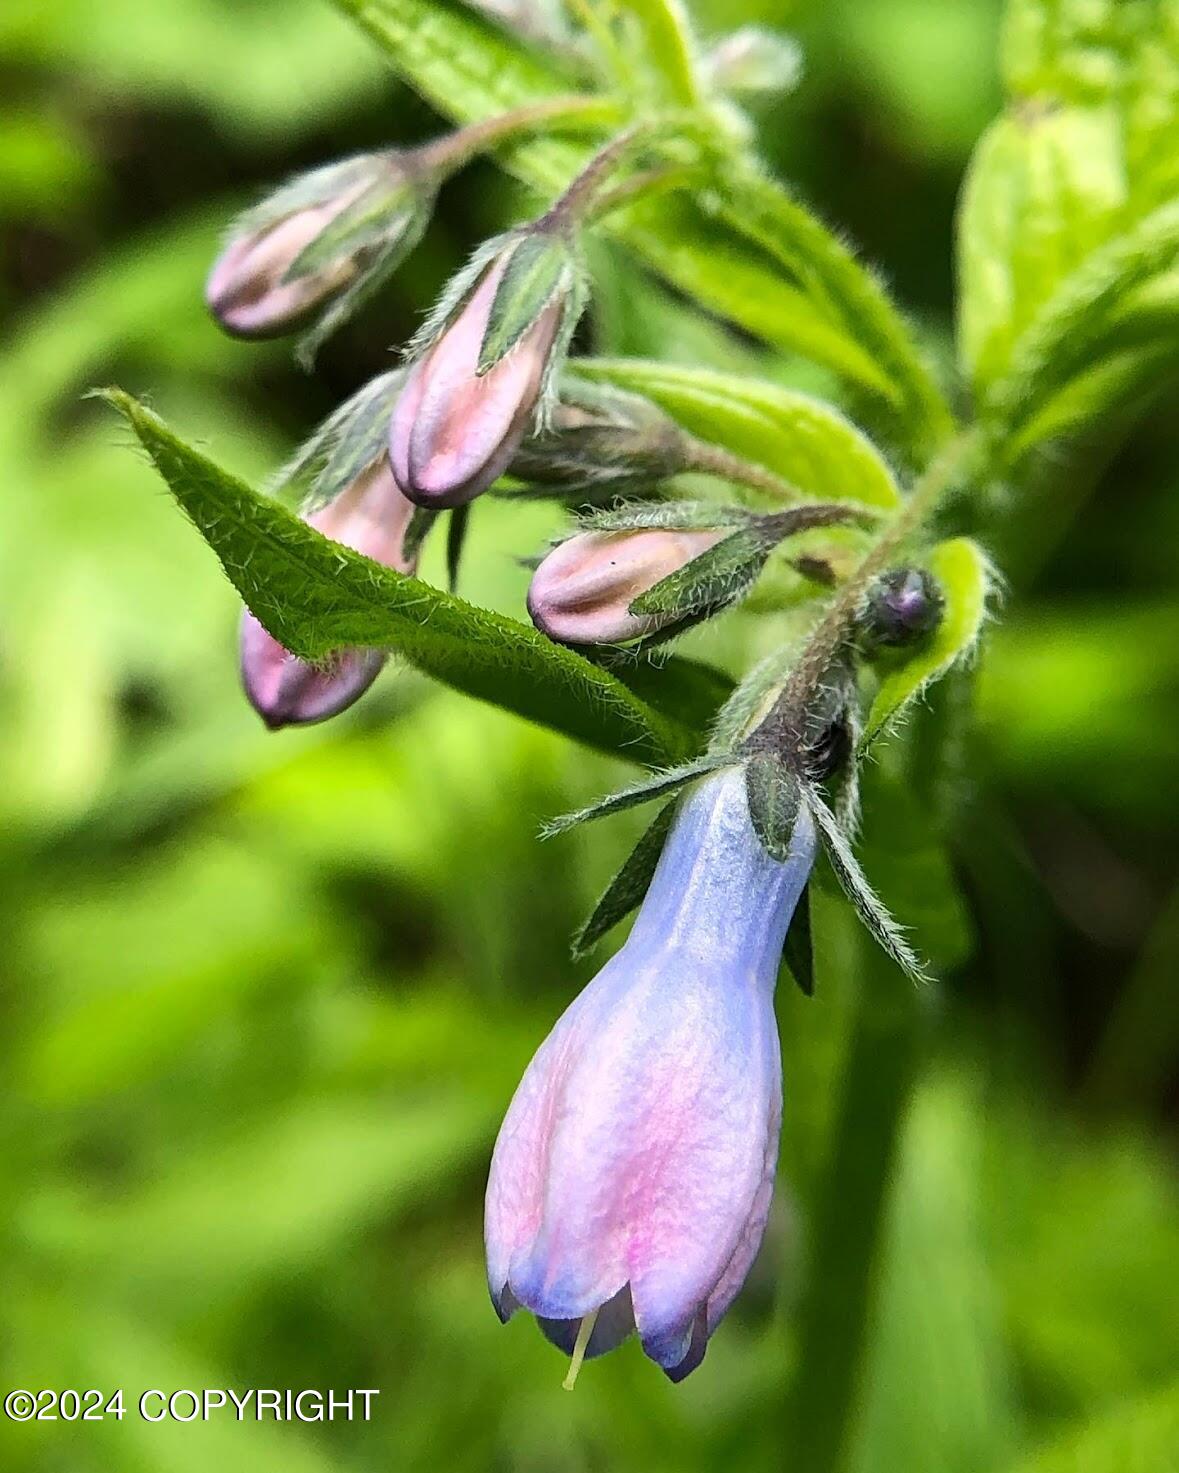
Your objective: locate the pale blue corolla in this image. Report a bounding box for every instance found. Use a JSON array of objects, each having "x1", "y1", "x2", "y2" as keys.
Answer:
[{"x1": 485, "y1": 764, "x2": 817, "y2": 1383}]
